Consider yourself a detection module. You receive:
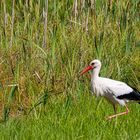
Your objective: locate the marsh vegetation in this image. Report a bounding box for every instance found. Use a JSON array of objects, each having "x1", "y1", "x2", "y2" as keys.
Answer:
[{"x1": 0, "y1": 0, "x2": 140, "y2": 139}]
